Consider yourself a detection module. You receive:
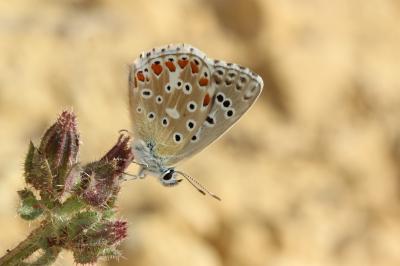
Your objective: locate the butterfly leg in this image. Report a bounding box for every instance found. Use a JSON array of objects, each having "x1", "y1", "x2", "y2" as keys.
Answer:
[
  {"x1": 121, "y1": 172, "x2": 139, "y2": 181},
  {"x1": 138, "y1": 166, "x2": 147, "y2": 179}
]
